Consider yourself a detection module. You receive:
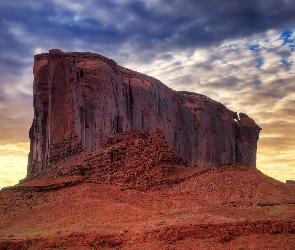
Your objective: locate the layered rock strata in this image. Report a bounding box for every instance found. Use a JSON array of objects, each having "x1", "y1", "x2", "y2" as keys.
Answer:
[{"x1": 28, "y1": 49, "x2": 261, "y2": 177}]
